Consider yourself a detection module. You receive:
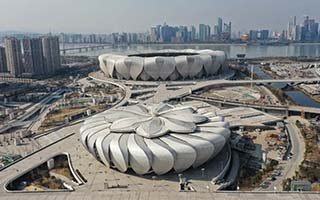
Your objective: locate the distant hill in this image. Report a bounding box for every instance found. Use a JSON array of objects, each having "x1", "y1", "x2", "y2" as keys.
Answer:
[{"x1": 0, "y1": 30, "x2": 40, "y2": 35}]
